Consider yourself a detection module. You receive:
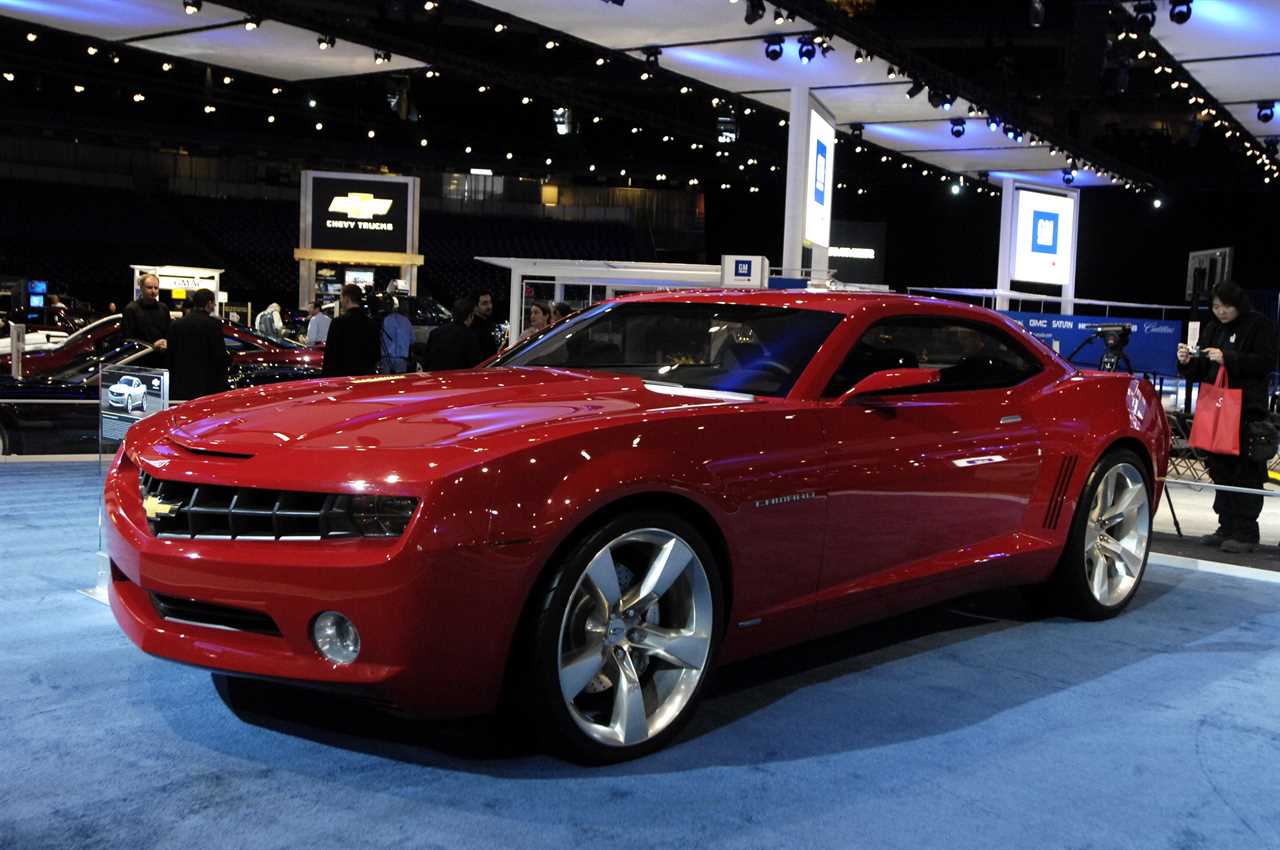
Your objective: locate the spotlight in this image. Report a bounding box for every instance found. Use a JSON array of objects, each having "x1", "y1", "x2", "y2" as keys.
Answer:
[
  {"x1": 887, "y1": 66, "x2": 897, "y2": 79},
  {"x1": 182, "y1": 0, "x2": 201, "y2": 14},
  {"x1": 424, "y1": 1, "x2": 437, "y2": 8},
  {"x1": 367, "y1": 129, "x2": 376, "y2": 139},
  {"x1": 854, "y1": 49, "x2": 865, "y2": 63},
  {"x1": 643, "y1": 47, "x2": 662, "y2": 68},
  {"x1": 86, "y1": 46, "x2": 98, "y2": 56},
  {"x1": 905, "y1": 80, "x2": 925, "y2": 99},
  {"x1": 1029, "y1": 0, "x2": 1045, "y2": 28},
  {"x1": 764, "y1": 35, "x2": 784, "y2": 61},
  {"x1": 161, "y1": 62, "x2": 173, "y2": 71},
  {"x1": 132, "y1": 92, "x2": 145, "y2": 102},
  {"x1": 1134, "y1": 1, "x2": 1157, "y2": 32},
  {"x1": 1152, "y1": 197, "x2": 1164, "y2": 209},
  {"x1": 1062, "y1": 167, "x2": 1075, "y2": 185},
  {"x1": 797, "y1": 36, "x2": 816, "y2": 64},
  {"x1": 25, "y1": 32, "x2": 36, "y2": 42},
  {"x1": 987, "y1": 116, "x2": 1001, "y2": 132},
  {"x1": 493, "y1": 23, "x2": 506, "y2": 32},
  {"x1": 773, "y1": 7, "x2": 785, "y2": 24},
  {"x1": 267, "y1": 114, "x2": 275, "y2": 123},
  {"x1": 950, "y1": 118, "x2": 966, "y2": 138},
  {"x1": 204, "y1": 104, "x2": 216, "y2": 114},
  {"x1": 950, "y1": 183, "x2": 961, "y2": 195},
  {"x1": 73, "y1": 84, "x2": 85, "y2": 93},
  {"x1": 317, "y1": 35, "x2": 335, "y2": 50},
  {"x1": 545, "y1": 40, "x2": 558, "y2": 49},
  {"x1": 1258, "y1": 101, "x2": 1275, "y2": 123},
  {"x1": 820, "y1": 41, "x2": 834, "y2": 57},
  {"x1": 553, "y1": 106, "x2": 572, "y2": 135},
  {"x1": 744, "y1": 0, "x2": 766, "y2": 25},
  {"x1": 1, "y1": 72, "x2": 13, "y2": 82},
  {"x1": 244, "y1": 16, "x2": 261, "y2": 30},
  {"x1": 308, "y1": 98, "x2": 317, "y2": 107},
  {"x1": 848, "y1": 123, "x2": 863, "y2": 141},
  {"x1": 1169, "y1": 1, "x2": 1192, "y2": 24},
  {"x1": 315, "y1": 122, "x2": 323, "y2": 130},
  {"x1": 596, "y1": 57, "x2": 606, "y2": 66},
  {"x1": 374, "y1": 50, "x2": 391, "y2": 65},
  {"x1": 967, "y1": 103, "x2": 978, "y2": 116}
]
